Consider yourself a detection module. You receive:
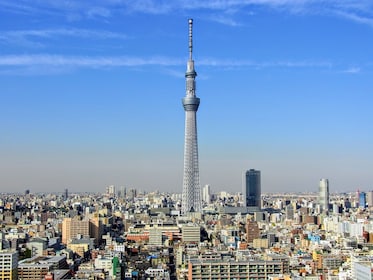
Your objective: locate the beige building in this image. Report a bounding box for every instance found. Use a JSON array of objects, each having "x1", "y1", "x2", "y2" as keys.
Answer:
[
  {"x1": 18, "y1": 255, "x2": 68, "y2": 280},
  {"x1": 0, "y1": 251, "x2": 18, "y2": 280},
  {"x1": 182, "y1": 225, "x2": 200, "y2": 243},
  {"x1": 188, "y1": 256, "x2": 290, "y2": 280},
  {"x1": 62, "y1": 215, "x2": 102, "y2": 245}
]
